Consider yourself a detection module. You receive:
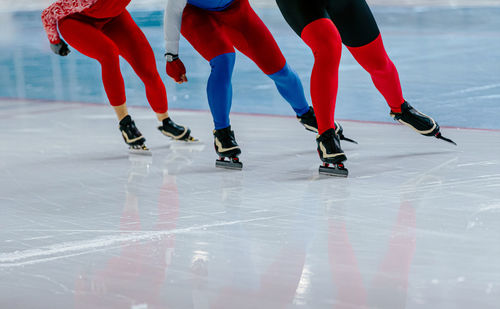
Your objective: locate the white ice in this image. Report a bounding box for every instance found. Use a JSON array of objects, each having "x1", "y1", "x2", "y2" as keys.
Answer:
[{"x1": 1, "y1": 100, "x2": 500, "y2": 308}]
